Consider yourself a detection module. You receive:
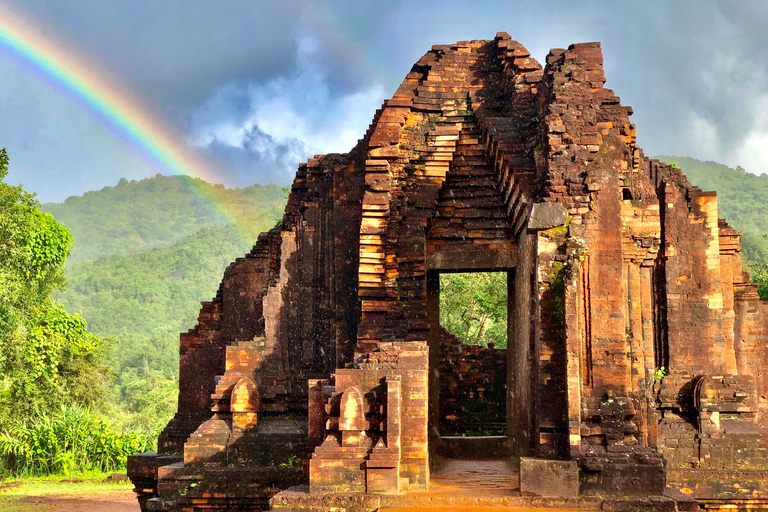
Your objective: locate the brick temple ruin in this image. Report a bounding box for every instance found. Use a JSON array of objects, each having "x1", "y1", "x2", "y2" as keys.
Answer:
[{"x1": 128, "y1": 34, "x2": 768, "y2": 511}]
